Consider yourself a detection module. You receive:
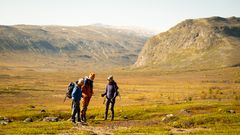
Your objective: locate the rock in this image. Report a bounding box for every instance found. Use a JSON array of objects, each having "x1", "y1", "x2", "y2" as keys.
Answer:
[
  {"x1": 179, "y1": 109, "x2": 191, "y2": 116},
  {"x1": 24, "y1": 118, "x2": 33, "y2": 123},
  {"x1": 123, "y1": 115, "x2": 128, "y2": 120},
  {"x1": 29, "y1": 105, "x2": 35, "y2": 108},
  {"x1": 183, "y1": 120, "x2": 194, "y2": 128},
  {"x1": 43, "y1": 117, "x2": 59, "y2": 122},
  {"x1": 227, "y1": 110, "x2": 236, "y2": 113},
  {"x1": 218, "y1": 108, "x2": 223, "y2": 112},
  {"x1": 0, "y1": 116, "x2": 4, "y2": 120},
  {"x1": 0, "y1": 120, "x2": 8, "y2": 125},
  {"x1": 3, "y1": 117, "x2": 12, "y2": 123},
  {"x1": 161, "y1": 114, "x2": 178, "y2": 123},
  {"x1": 40, "y1": 109, "x2": 46, "y2": 113}
]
